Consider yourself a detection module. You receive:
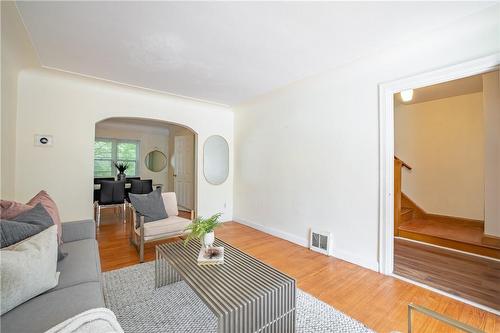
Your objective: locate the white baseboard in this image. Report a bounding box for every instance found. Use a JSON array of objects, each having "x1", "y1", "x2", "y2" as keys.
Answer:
[
  {"x1": 234, "y1": 217, "x2": 308, "y2": 247},
  {"x1": 233, "y1": 217, "x2": 379, "y2": 272},
  {"x1": 333, "y1": 249, "x2": 379, "y2": 271}
]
